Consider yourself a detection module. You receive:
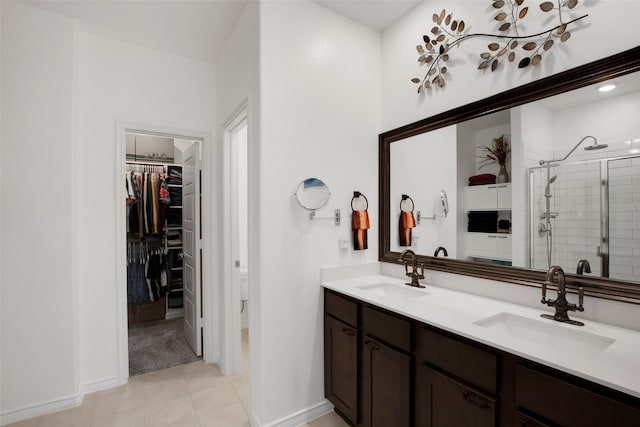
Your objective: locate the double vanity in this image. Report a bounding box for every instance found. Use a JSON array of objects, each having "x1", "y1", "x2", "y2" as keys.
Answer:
[{"x1": 322, "y1": 264, "x2": 640, "y2": 426}]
